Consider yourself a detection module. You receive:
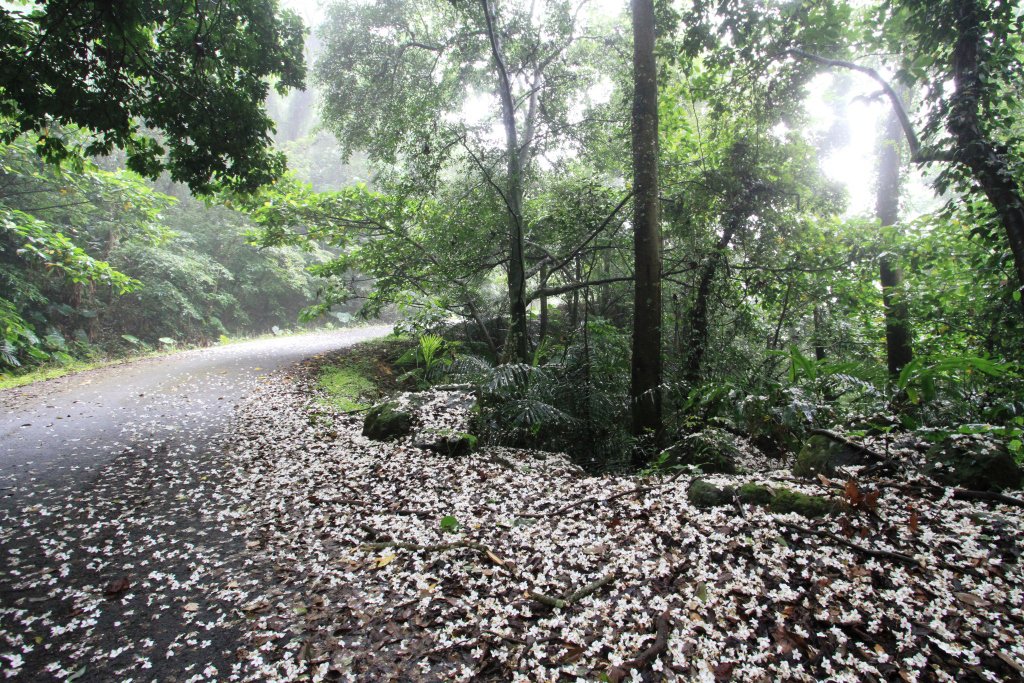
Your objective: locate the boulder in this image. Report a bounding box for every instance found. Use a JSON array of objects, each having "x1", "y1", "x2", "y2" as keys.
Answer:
[
  {"x1": 687, "y1": 479, "x2": 735, "y2": 509},
  {"x1": 923, "y1": 435, "x2": 1022, "y2": 492},
  {"x1": 664, "y1": 428, "x2": 740, "y2": 474},
  {"x1": 362, "y1": 402, "x2": 413, "y2": 441},
  {"x1": 793, "y1": 434, "x2": 868, "y2": 478}
]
